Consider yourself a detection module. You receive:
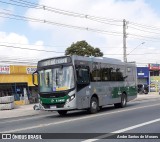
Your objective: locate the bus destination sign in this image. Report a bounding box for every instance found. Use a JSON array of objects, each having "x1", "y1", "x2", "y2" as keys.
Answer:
[{"x1": 38, "y1": 57, "x2": 71, "y2": 67}]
